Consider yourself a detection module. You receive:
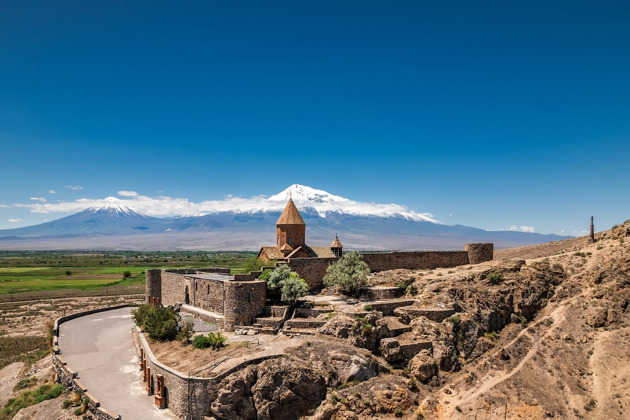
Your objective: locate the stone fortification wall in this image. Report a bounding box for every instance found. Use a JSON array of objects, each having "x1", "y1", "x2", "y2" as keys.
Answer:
[
  {"x1": 193, "y1": 279, "x2": 225, "y2": 314},
  {"x1": 233, "y1": 271, "x2": 262, "y2": 282},
  {"x1": 165, "y1": 268, "x2": 231, "y2": 275},
  {"x1": 466, "y1": 243, "x2": 494, "y2": 265},
  {"x1": 361, "y1": 251, "x2": 470, "y2": 272},
  {"x1": 287, "y1": 257, "x2": 338, "y2": 289},
  {"x1": 223, "y1": 281, "x2": 267, "y2": 331},
  {"x1": 134, "y1": 327, "x2": 211, "y2": 420},
  {"x1": 160, "y1": 270, "x2": 188, "y2": 306}
]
